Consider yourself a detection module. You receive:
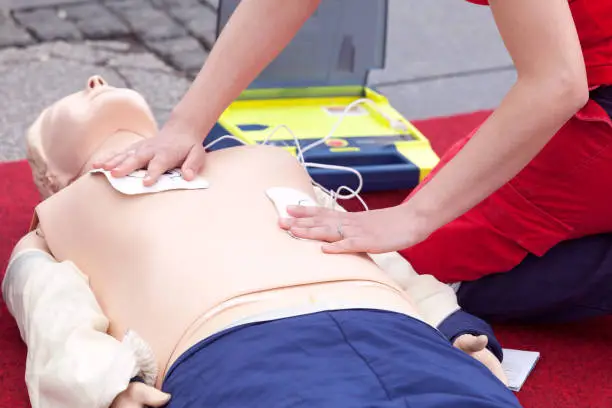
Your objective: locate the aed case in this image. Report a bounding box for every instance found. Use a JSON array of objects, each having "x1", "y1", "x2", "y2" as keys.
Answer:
[{"x1": 204, "y1": 0, "x2": 440, "y2": 192}]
